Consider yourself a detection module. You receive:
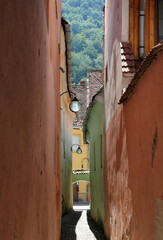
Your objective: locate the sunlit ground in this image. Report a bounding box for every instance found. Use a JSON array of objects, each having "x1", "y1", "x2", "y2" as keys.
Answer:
[
  {"x1": 75, "y1": 210, "x2": 96, "y2": 240},
  {"x1": 73, "y1": 201, "x2": 90, "y2": 211}
]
